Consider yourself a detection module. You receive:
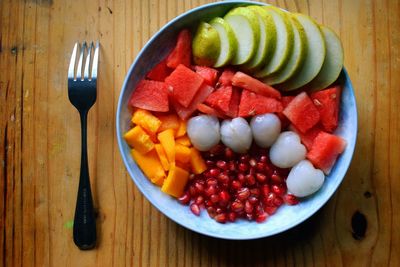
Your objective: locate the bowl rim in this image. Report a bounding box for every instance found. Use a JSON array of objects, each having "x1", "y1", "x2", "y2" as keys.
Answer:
[{"x1": 116, "y1": 0, "x2": 358, "y2": 240}]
